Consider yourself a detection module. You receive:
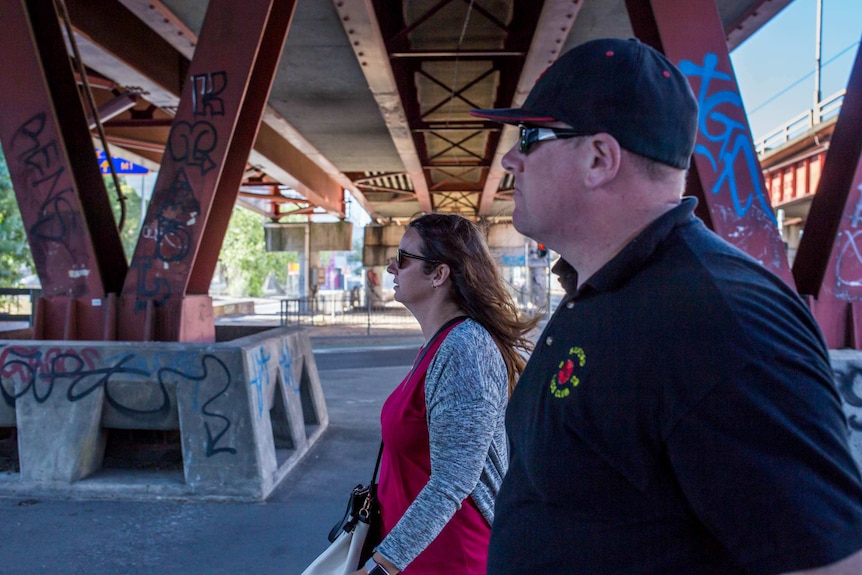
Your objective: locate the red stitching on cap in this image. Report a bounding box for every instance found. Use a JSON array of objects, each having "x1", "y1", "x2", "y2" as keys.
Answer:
[
  {"x1": 605, "y1": 51, "x2": 614, "y2": 57},
  {"x1": 663, "y1": 70, "x2": 671, "y2": 78}
]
